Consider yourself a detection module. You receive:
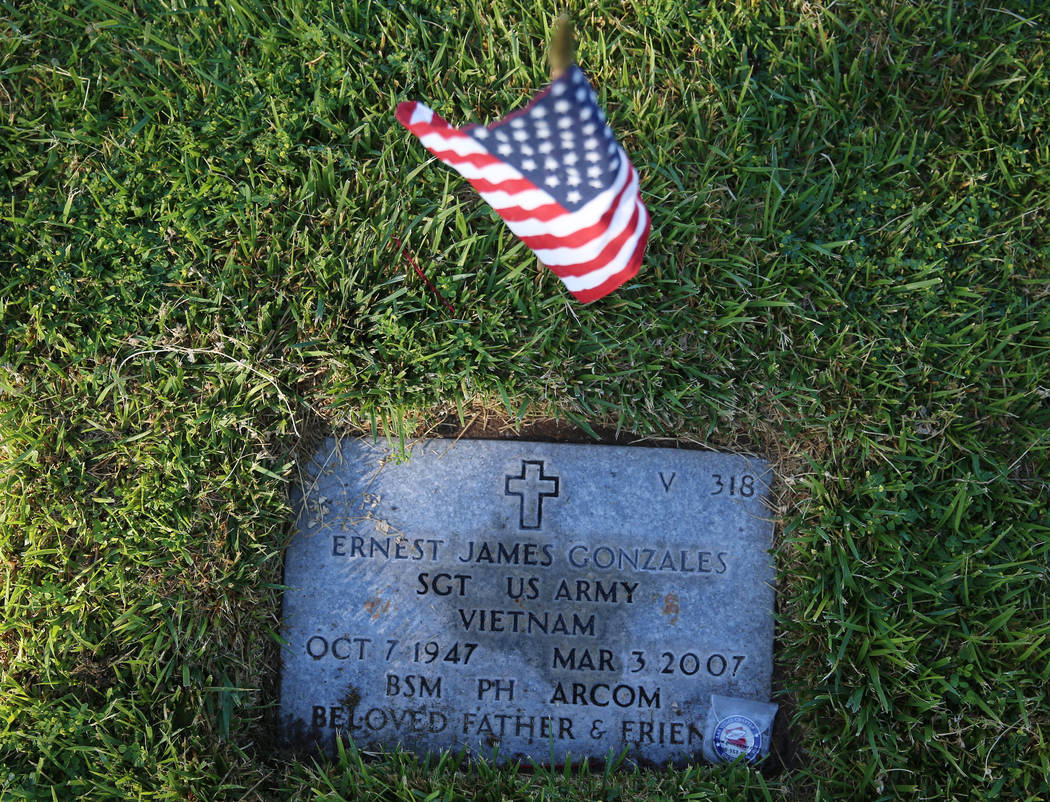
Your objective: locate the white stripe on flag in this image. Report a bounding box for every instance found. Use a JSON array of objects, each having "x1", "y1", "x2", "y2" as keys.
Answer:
[
  {"x1": 532, "y1": 166, "x2": 640, "y2": 265},
  {"x1": 560, "y1": 200, "x2": 648, "y2": 292},
  {"x1": 500, "y1": 154, "x2": 631, "y2": 238},
  {"x1": 476, "y1": 186, "x2": 559, "y2": 211},
  {"x1": 419, "y1": 129, "x2": 561, "y2": 209},
  {"x1": 409, "y1": 103, "x2": 434, "y2": 126},
  {"x1": 448, "y1": 162, "x2": 526, "y2": 183},
  {"x1": 418, "y1": 132, "x2": 490, "y2": 156}
]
